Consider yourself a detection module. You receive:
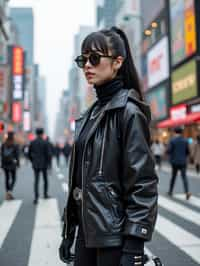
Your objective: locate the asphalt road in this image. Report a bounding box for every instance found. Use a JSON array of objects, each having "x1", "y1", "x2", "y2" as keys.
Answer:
[{"x1": 0, "y1": 158, "x2": 200, "y2": 266}]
